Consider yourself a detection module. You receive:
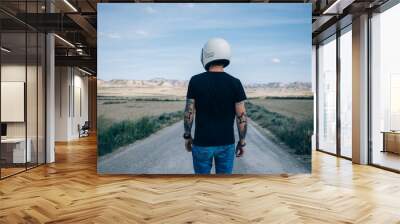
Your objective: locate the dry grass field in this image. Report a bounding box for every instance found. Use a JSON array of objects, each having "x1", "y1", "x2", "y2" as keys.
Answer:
[
  {"x1": 98, "y1": 86, "x2": 312, "y2": 98},
  {"x1": 97, "y1": 97, "x2": 313, "y2": 124},
  {"x1": 97, "y1": 97, "x2": 313, "y2": 127},
  {"x1": 98, "y1": 97, "x2": 185, "y2": 123},
  {"x1": 250, "y1": 98, "x2": 313, "y2": 121}
]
